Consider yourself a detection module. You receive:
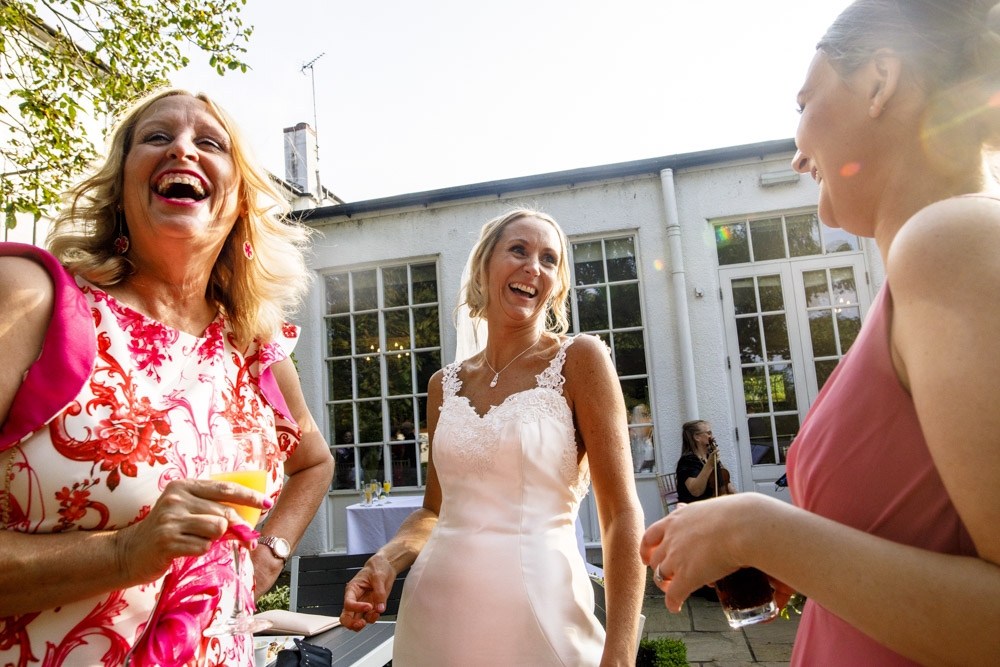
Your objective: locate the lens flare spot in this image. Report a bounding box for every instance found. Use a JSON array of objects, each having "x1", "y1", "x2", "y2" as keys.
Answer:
[
  {"x1": 653, "y1": 259, "x2": 664, "y2": 271},
  {"x1": 715, "y1": 226, "x2": 732, "y2": 243},
  {"x1": 840, "y1": 162, "x2": 862, "y2": 178},
  {"x1": 989, "y1": 90, "x2": 1000, "y2": 108}
]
